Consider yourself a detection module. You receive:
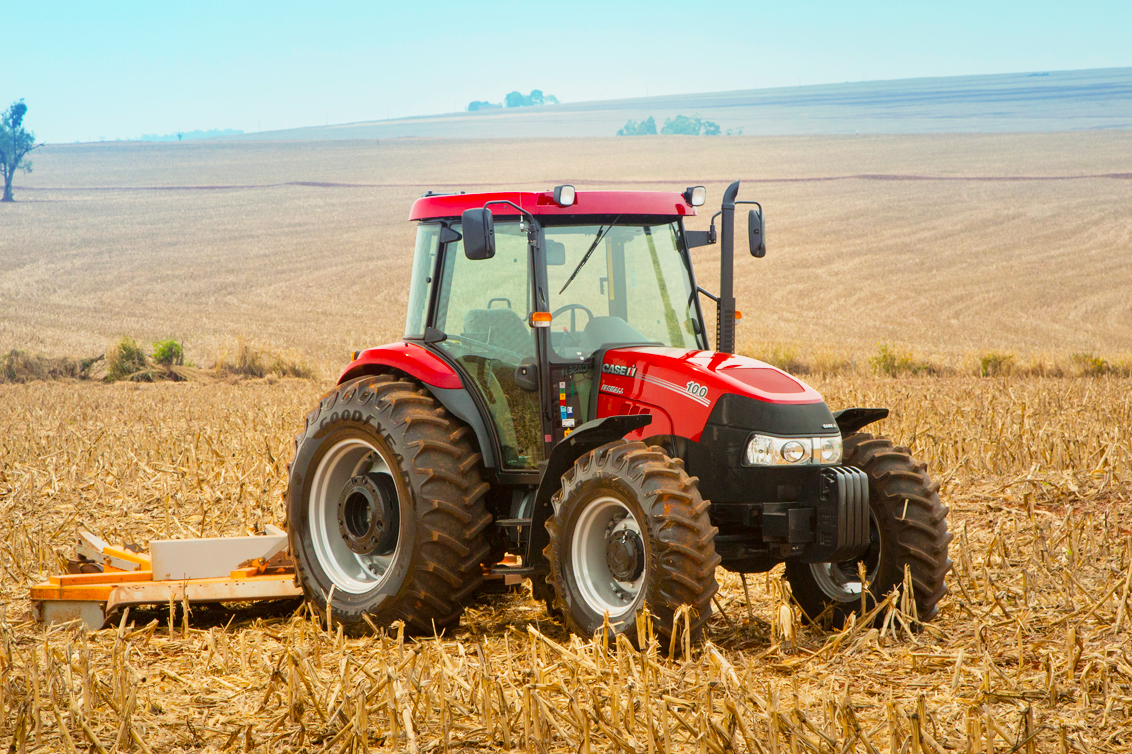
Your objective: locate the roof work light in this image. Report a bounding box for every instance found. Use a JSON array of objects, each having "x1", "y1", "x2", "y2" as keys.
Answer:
[{"x1": 553, "y1": 185, "x2": 576, "y2": 207}]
